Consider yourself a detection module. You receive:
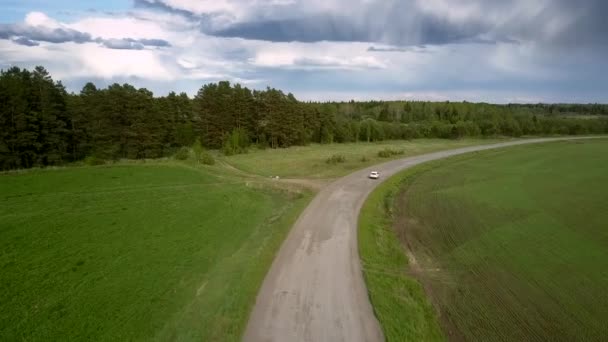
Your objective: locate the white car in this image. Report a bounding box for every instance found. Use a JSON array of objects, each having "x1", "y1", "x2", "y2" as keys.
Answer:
[{"x1": 369, "y1": 171, "x2": 380, "y2": 179}]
